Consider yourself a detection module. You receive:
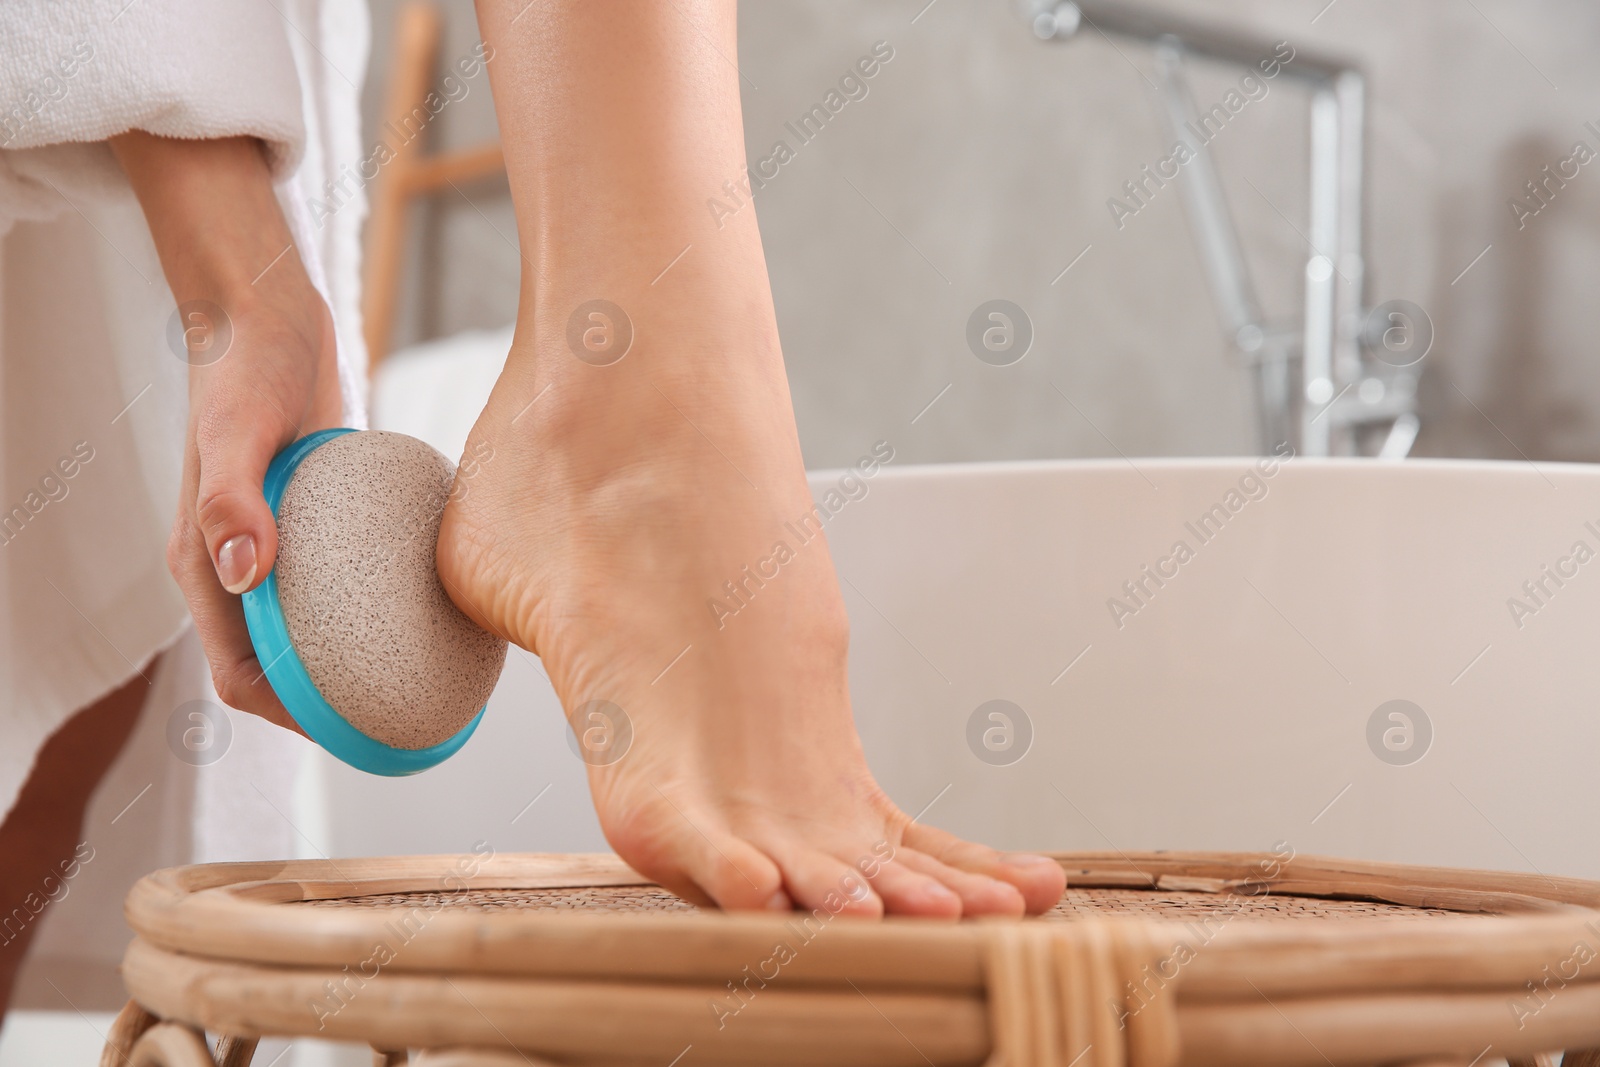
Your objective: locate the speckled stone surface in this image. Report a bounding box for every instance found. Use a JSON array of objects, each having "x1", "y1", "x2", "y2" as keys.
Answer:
[{"x1": 274, "y1": 431, "x2": 507, "y2": 750}]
